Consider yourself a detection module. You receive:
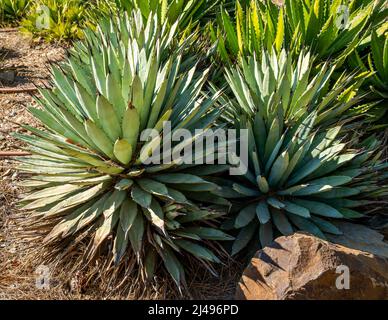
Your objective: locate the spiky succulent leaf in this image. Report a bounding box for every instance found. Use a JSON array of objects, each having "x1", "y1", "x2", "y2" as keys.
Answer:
[
  {"x1": 224, "y1": 51, "x2": 388, "y2": 254},
  {"x1": 213, "y1": 0, "x2": 380, "y2": 66},
  {"x1": 116, "y1": 0, "x2": 233, "y2": 28},
  {"x1": 224, "y1": 49, "x2": 369, "y2": 127},
  {"x1": 348, "y1": 21, "x2": 388, "y2": 124},
  {"x1": 16, "y1": 11, "x2": 232, "y2": 290}
]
